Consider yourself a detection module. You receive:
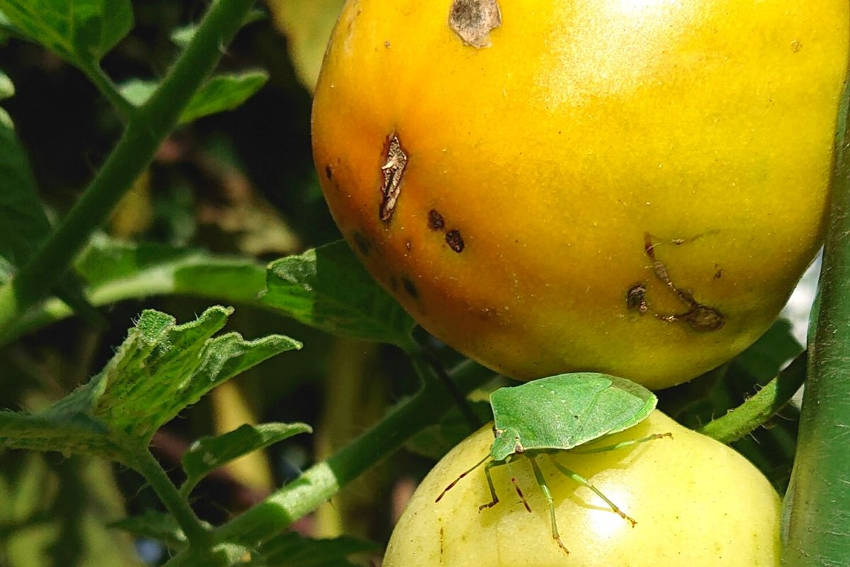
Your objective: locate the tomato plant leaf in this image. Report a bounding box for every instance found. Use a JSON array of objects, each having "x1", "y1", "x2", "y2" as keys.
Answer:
[
  {"x1": 117, "y1": 78, "x2": 156, "y2": 107},
  {"x1": 0, "y1": 69, "x2": 12, "y2": 100},
  {"x1": 77, "y1": 235, "x2": 268, "y2": 303},
  {"x1": 0, "y1": 74, "x2": 102, "y2": 324},
  {"x1": 179, "y1": 71, "x2": 269, "y2": 124},
  {"x1": 0, "y1": 0, "x2": 132, "y2": 65},
  {"x1": 267, "y1": 0, "x2": 344, "y2": 92},
  {"x1": 661, "y1": 318, "x2": 803, "y2": 429},
  {"x1": 407, "y1": 401, "x2": 492, "y2": 460},
  {"x1": 250, "y1": 532, "x2": 379, "y2": 567},
  {"x1": 262, "y1": 241, "x2": 416, "y2": 349},
  {"x1": 181, "y1": 422, "x2": 312, "y2": 494},
  {"x1": 170, "y1": 9, "x2": 265, "y2": 48},
  {"x1": 109, "y1": 510, "x2": 187, "y2": 550},
  {"x1": 8, "y1": 237, "x2": 270, "y2": 341},
  {"x1": 0, "y1": 306, "x2": 301, "y2": 463},
  {"x1": 0, "y1": 121, "x2": 52, "y2": 268},
  {"x1": 489, "y1": 373, "x2": 656, "y2": 461},
  {"x1": 119, "y1": 71, "x2": 269, "y2": 124}
]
